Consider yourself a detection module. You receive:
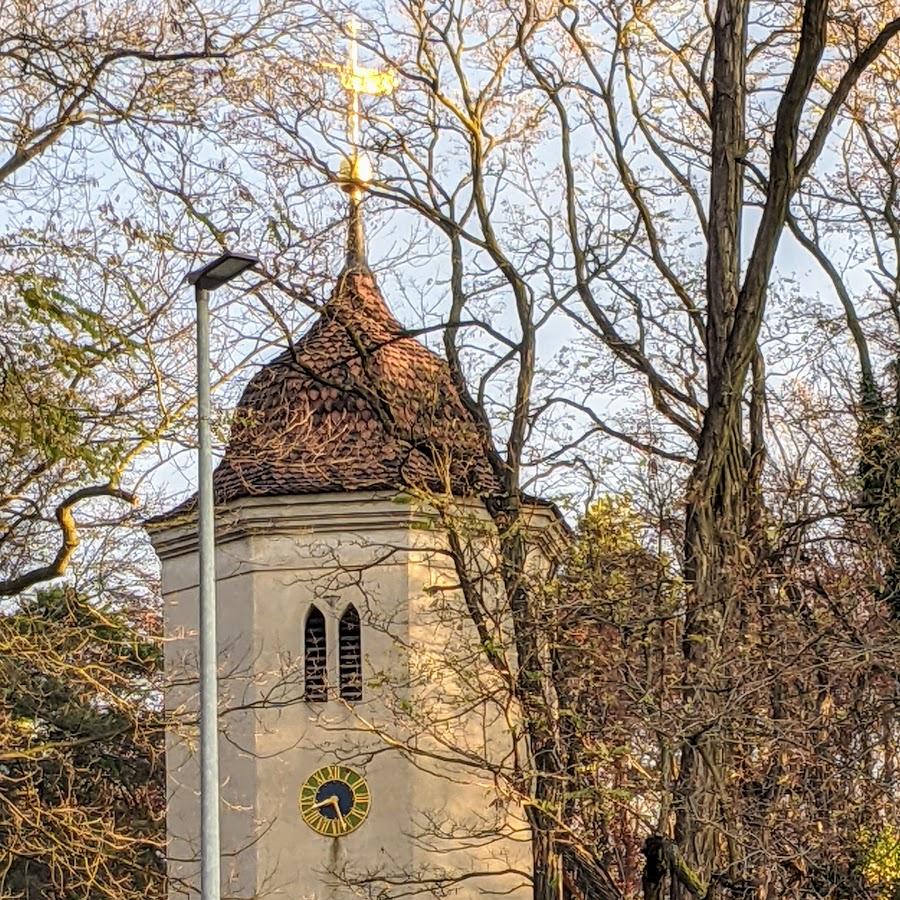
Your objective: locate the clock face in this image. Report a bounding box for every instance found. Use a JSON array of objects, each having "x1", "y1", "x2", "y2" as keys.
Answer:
[{"x1": 299, "y1": 765, "x2": 371, "y2": 837}]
